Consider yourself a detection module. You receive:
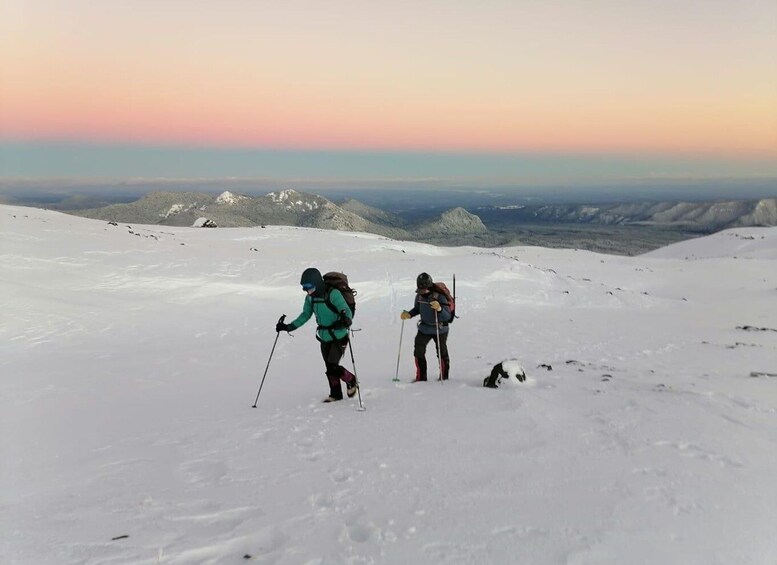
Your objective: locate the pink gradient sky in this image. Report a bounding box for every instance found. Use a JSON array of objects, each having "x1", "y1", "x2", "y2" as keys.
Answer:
[{"x1": 2, "y1": 0, "x2": 776, "y2": 159}]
